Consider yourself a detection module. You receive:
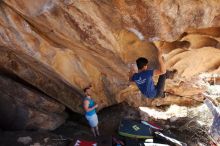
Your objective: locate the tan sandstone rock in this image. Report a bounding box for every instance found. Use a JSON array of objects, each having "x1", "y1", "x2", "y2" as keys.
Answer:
[{"x1": 0, "y1": 0, "x2": 220, "y2": 130}]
